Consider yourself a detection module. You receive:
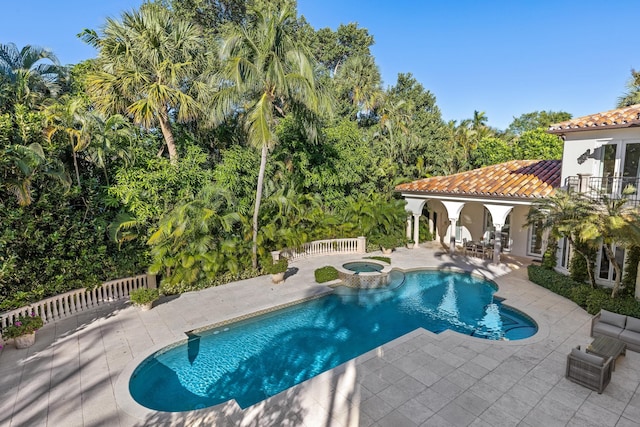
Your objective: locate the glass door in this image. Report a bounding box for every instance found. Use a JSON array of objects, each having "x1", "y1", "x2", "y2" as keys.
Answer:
[
  {"x1": 597, "y1": 245, "x2": 625, "y2": 283},
  {"x1": 622, "y1": 142, "x2": 640, "y2": 197},
  {"x1": 599, "y1": 144, "x2": 618, "y2": 195}
]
